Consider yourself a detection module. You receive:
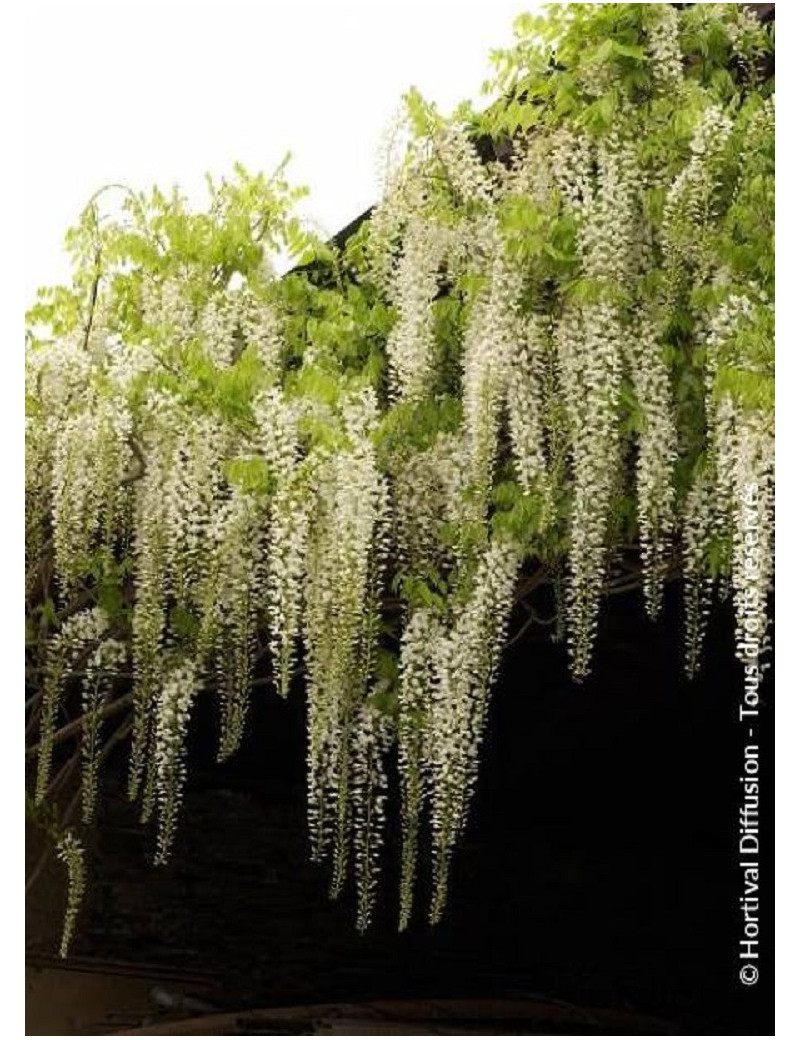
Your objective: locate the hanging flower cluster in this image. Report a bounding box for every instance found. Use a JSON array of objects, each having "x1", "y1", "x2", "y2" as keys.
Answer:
[
  {"x1": 704, "y1": 294, "x2": 775, "y2": 672},
  {"x1": 351, "y1": 703, "x2": 393, "y2": 932},
  {"x1": 682, "y1": 466, "x2": 716, "y2": 680},
  {"x1": 392, "y1": 432, "x2": 466, "y2": 576},
  {"x1": 255, "y1": 398, "x2": 307, "y2": 700},
  {"x1": 80, "y1": 635, "x2": 127, "y2": 823},
  {"x1": 385, "y1": 216, "x2": 449, "y2": 402},
  {"x1": 645, "y1": 4, "x2": 683, "y2": 90},
  {"x1": 55, "y1": 831, "x2": 86, "y2": 958},
  {"x1": 154, "y1": 660, "x2": 200, "y2": 864},
  {"x1": 506, "y1": 314, "x2": 552, "y2": 506},
  {"x1": 129, "y1": 394, "x2": 233, "y2": 807},
  {"x1": 35, "y1": 607, "x2": 111, "y2": 805},
  {"x1": 662, "y1": 104, "x2": 735, "y2": 288},
  {"x1": 461, "y1": 237, "x2": 523, "y2": 516},
  {"x1": 302, "y1": 391, "x2": 390, "y2": 916},
  {"x1": 51, "y1": 398, "x2": 133, "y2": 591},
  {"x1": 629, "y1": 311, "x2": 678, "y2": 619},
  {"x1": 397, "y1": 539, "x2": 519, "y2": 926},
  {"x1": 201, "y1": 486, "x2": 265, "y2": 760},
  {"x1": 551, "y1": 127, "x2": 640, "y2": 676},
  {"x1": 26, "y1": 3, "x2": 774, "y2": 946}
]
